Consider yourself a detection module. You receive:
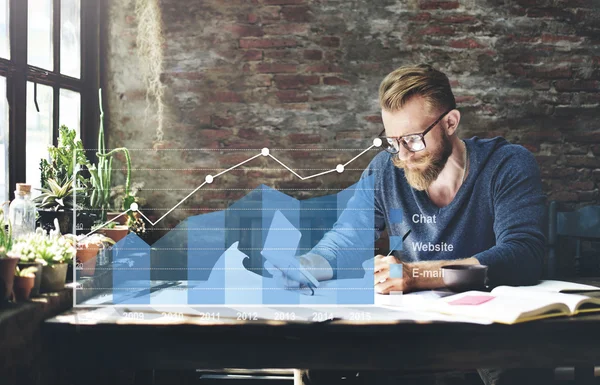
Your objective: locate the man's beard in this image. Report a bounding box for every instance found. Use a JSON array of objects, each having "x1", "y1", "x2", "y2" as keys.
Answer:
[{"x1": 392, "y1": 132, "x2": 453, "y2": 191}]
